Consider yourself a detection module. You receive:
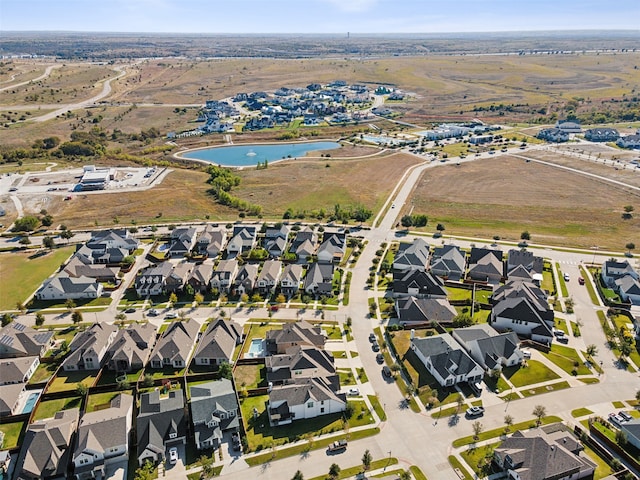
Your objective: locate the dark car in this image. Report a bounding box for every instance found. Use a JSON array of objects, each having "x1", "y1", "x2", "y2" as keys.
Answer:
[
  {"x1": 369, "y1": 333, "x2": 376, "y2": 342},
  {"x1": 382, "y1": 365, "x2": 392, "y2": 377},
  {"x1": 231, "y1": 432, "x2": 242, "y2": 452},
  {"x1": 124, "y1": 308, "x2": 136, "y2": 314},
  {"x1": 372, "y1": 342, "x2": 380, "y2": 352},
  {"x1": 376, "y1": 353, "x2": 384, "y2": 364}
]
